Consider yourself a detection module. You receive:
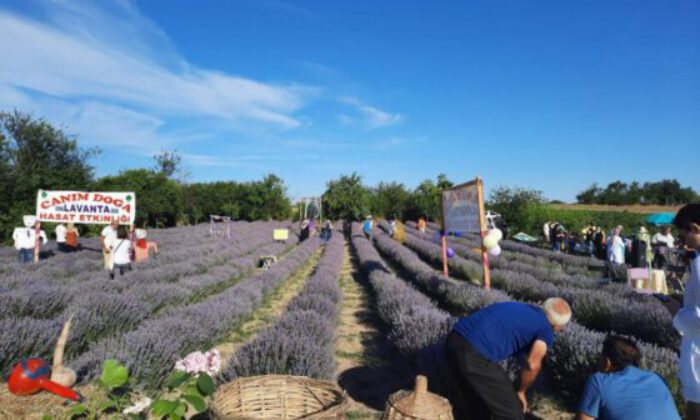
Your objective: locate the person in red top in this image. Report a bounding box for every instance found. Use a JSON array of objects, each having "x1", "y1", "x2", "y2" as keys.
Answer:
[
  {"x1": 65, "y1": 223, "x2": 79, "y2": 251},
  {"x1": 134, "y1": 229, "x2": 158, "y2": 263}
]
